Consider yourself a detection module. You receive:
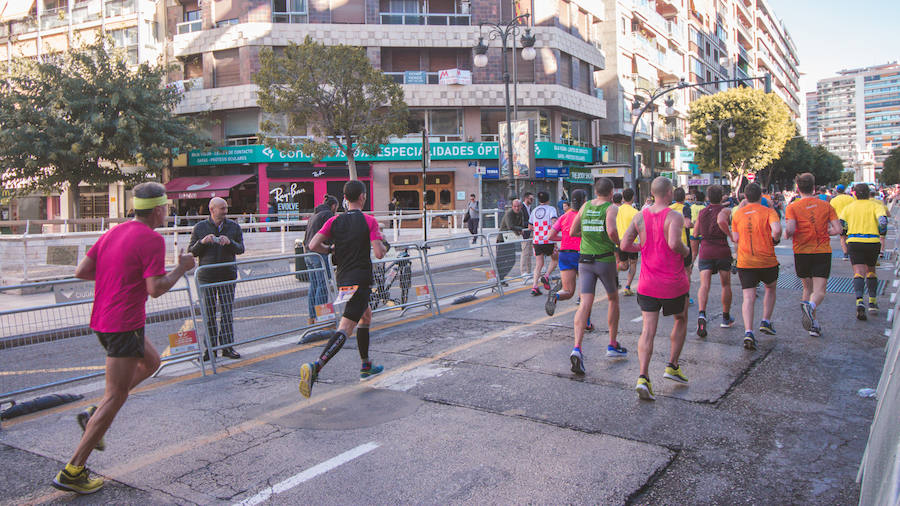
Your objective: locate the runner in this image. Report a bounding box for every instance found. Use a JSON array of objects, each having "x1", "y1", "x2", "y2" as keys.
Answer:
[
  {"x1": 830, "y1": 184, "x2": 854, "y2": 260},
  {"x1": 54, "y1": 183, "x2": 195, "y2": 494},
  {"x1": 724, "y1": 183, "x2": 782, "y2": 351},
  {"x1": 839, "y1": 183, "x2": 888, "y2": 321},
  {"x1": 688, "y1": 191, "x2": 706, "y2": 266},
  {"x1": 620, "y1": 177, "x2": 691, "y2": 401},
  {"x1": 616, "y1": 188, "x2": 640, "y2": 296},
  {"x1": 669, "y1": 187, "x2": 694, "y2": 304},
  {"x1": 529, "y1": 191, "x2": 559, "y2": 296},
  {"x1": 568, "y1": 178, "x2": 625, "y2": 375},
  {"x1": 546, "y1": 190, "x2": 591, "y2": 329},
  {"x1": 784, "y1": 173, "x2": 841, "y2": 337},
  {"x1": 300, "y1": 180, "x2": 387, "y2": 398},
  {"x1": 693, "y1": 185, "x2": 736, "y2": 337}
]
